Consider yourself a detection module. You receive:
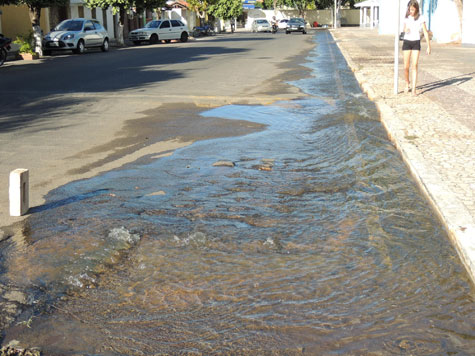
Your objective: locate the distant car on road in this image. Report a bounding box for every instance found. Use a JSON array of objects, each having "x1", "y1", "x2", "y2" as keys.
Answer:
[
  {"x1": 277, "y1": 19, "x2": 289, "y2": 29},
  {"x1": 43, "y1": 18, "x2": 109, "y2": 55},
  {"x1": 286, "y1": 18, "x2": 307, "y2": 34},
  {"x1": 128, "y1": 19, "x2": 189, "y2": 45},
  {"x1": 251, "y1": 19, "x2": 271, "y2": 33}
]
